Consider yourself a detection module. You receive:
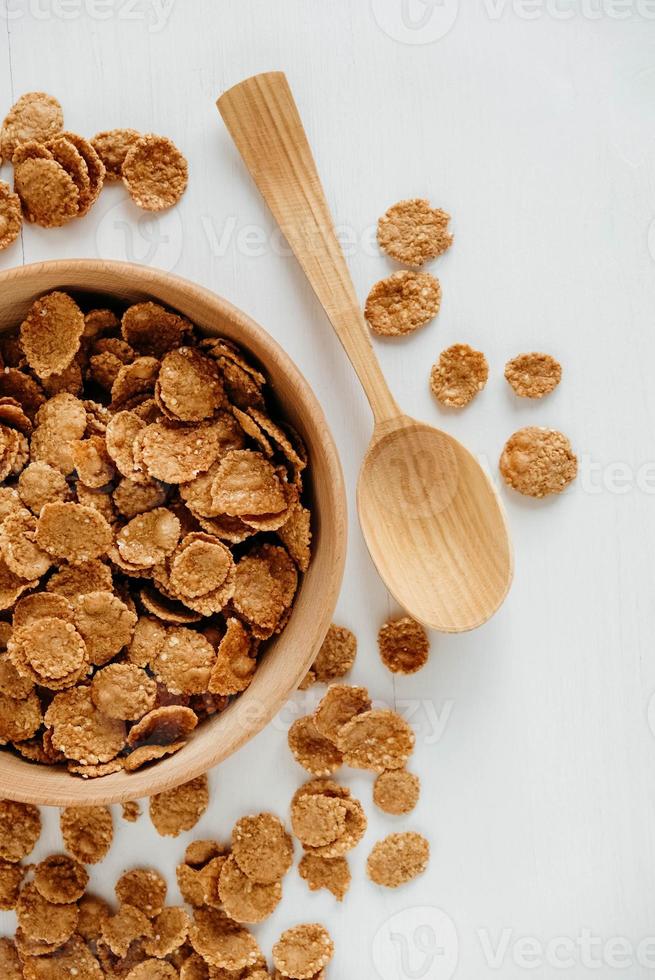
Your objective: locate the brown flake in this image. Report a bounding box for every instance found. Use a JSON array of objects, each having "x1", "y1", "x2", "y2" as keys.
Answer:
[
  {"x1": 505, "y1": 352, "x2": 562, "y2": 398},
  {"x1": 373, "y1": 769, "x2": 421, "y2": 815},
  {"x1": 377, "y1": 198, "x2": 453, "y2": 267},
  {"x1": 366, "y1": 831, "x2": 430, "y2": 887},
  {"x1": 272, "y1": 923, "x2": 334, "y2": 979},
  {"x1": 499, "y1": 426, "x2": 578, "y2": 497},
  {"x1": 430, "y1": 343, "x2": 489, "y2": 407},
  {"x1": 365, "y1": 270, "x2": 441, "y2": 336},
  {"x1": 122, "y1": 134, "x2": 189, "y2": 211},
  {"x1": 378, "y1": 616, "x2": 429, "y2": 674}
]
